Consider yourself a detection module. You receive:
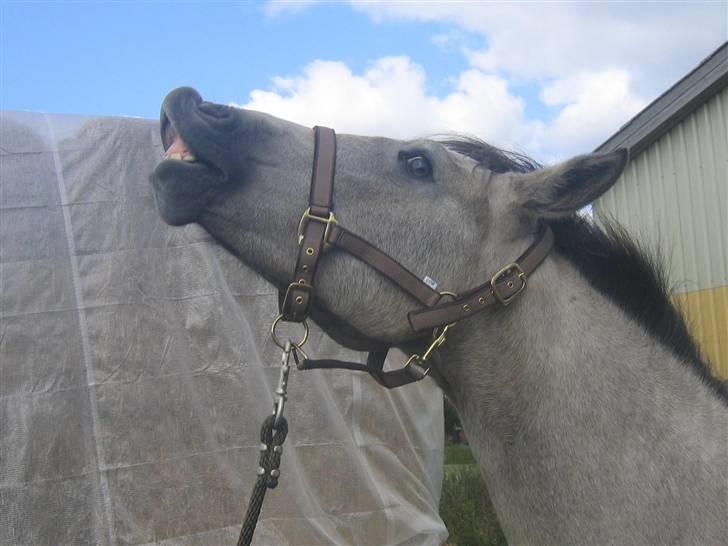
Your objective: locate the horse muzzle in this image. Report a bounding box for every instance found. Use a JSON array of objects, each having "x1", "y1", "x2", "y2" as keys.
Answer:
[{"x1": 151, "y1": 87, "x2": 242, "y2": 225}]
